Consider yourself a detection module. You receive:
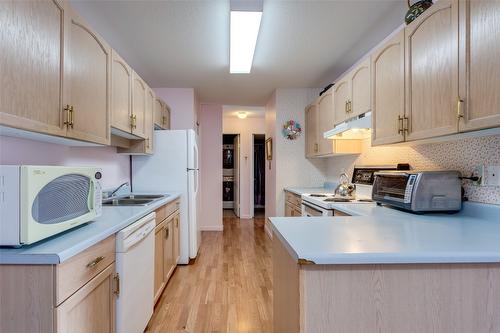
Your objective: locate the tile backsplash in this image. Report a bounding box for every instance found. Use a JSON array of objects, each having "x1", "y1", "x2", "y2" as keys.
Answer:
[{"x1": 324, "y1": 134, "x2": 500, "y2": 205}]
